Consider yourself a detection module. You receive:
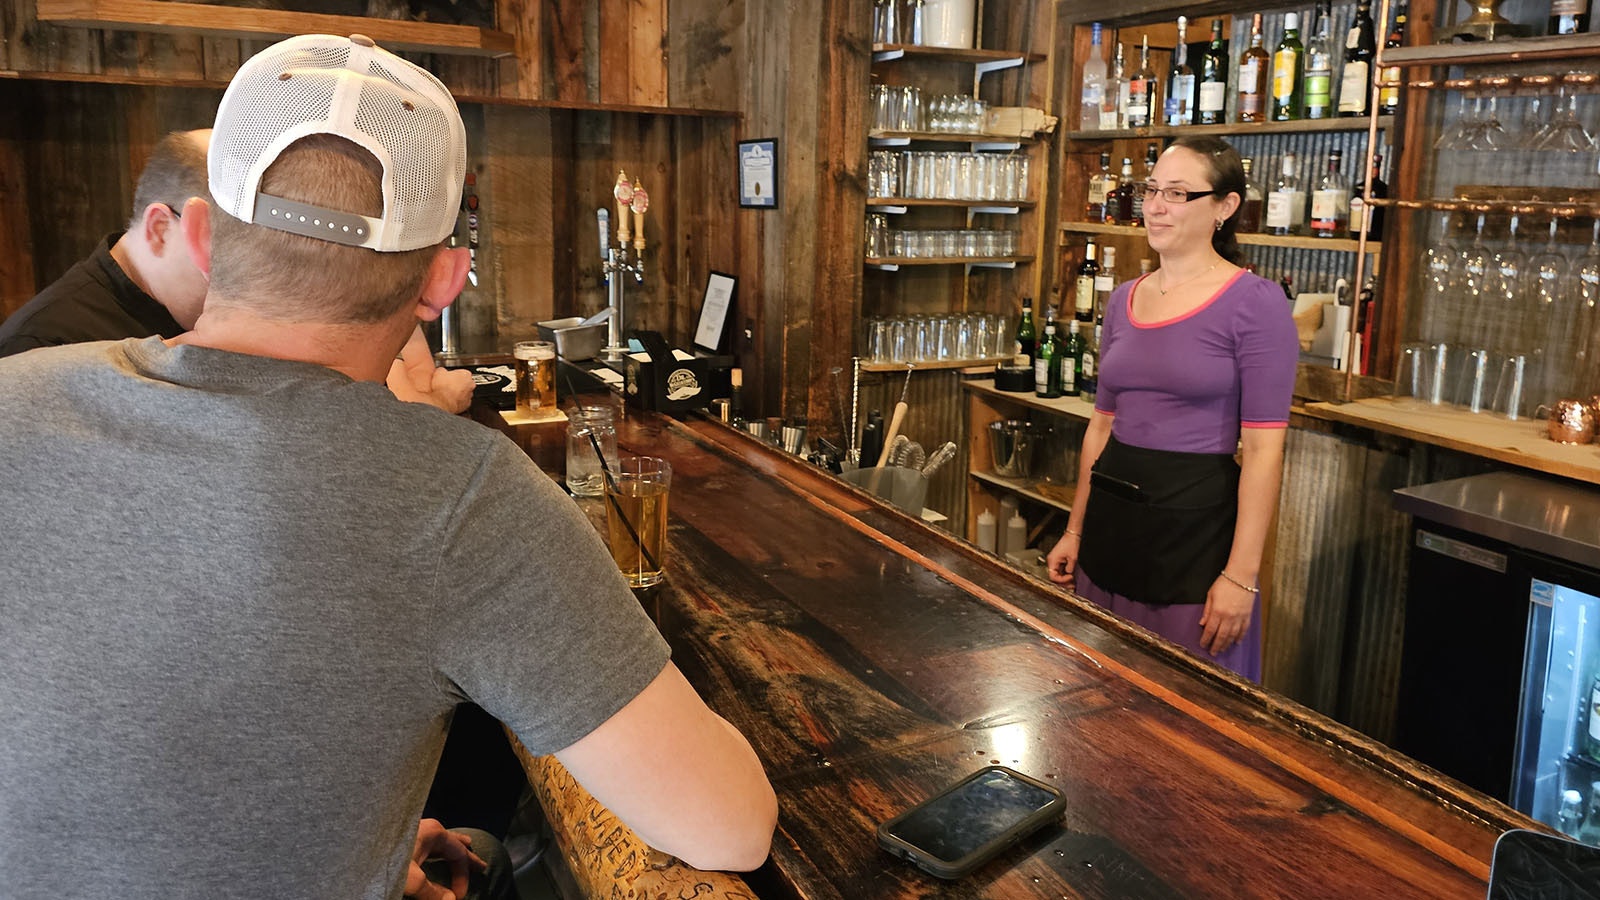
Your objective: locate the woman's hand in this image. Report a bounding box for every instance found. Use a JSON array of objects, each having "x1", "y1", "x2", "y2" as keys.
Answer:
[
  {"x1": 1045, "y1": 531, "x2": 1080, "y2": 590},
  {"x1": 1198, "y1": 575, "x2": 1255, "y2": 656}
]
